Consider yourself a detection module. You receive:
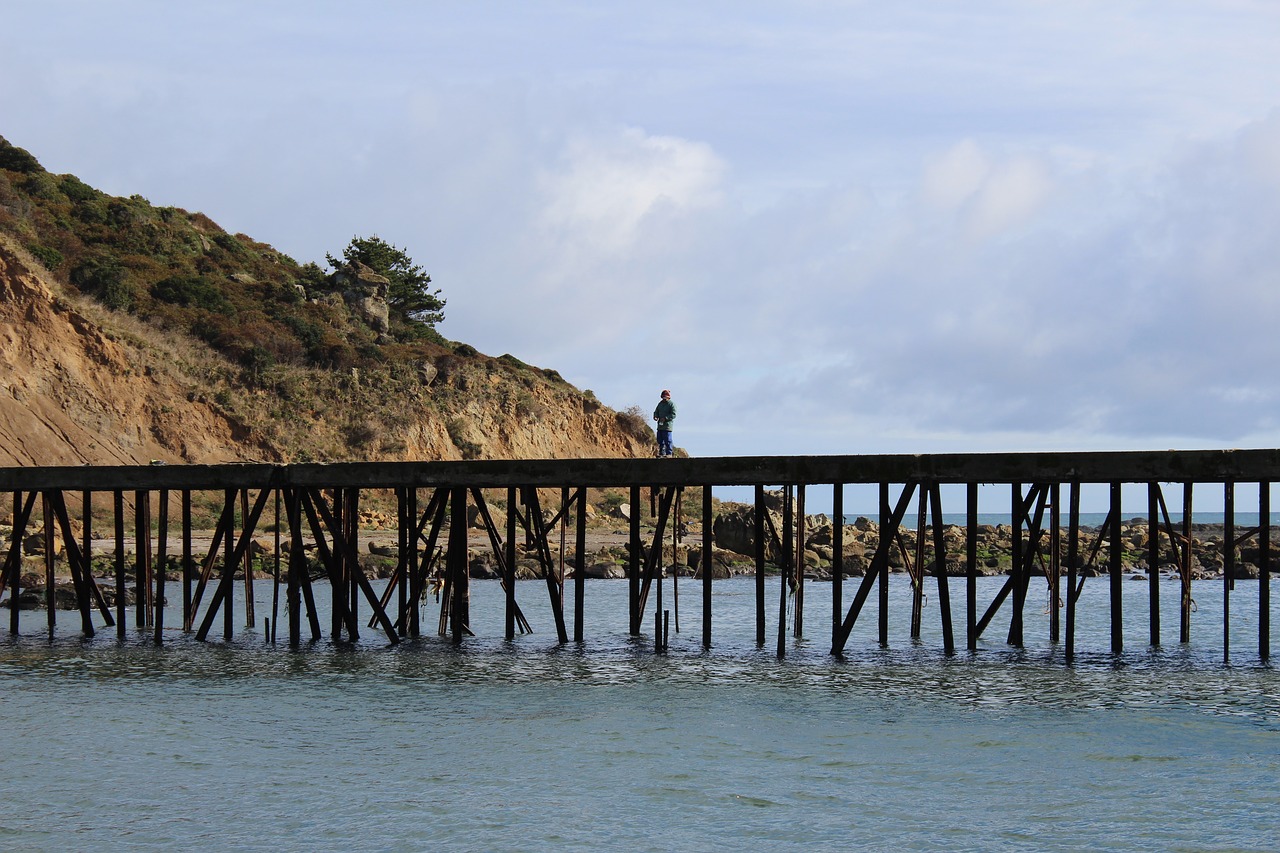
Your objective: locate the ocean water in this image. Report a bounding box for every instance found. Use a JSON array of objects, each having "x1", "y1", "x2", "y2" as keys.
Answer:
[
  {"x1": 848, "y1": 511, "x2": 1280, "y2": 530},
  {"x1": 2, "y1": 576, "x2": 1278, "y2": 852}
]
